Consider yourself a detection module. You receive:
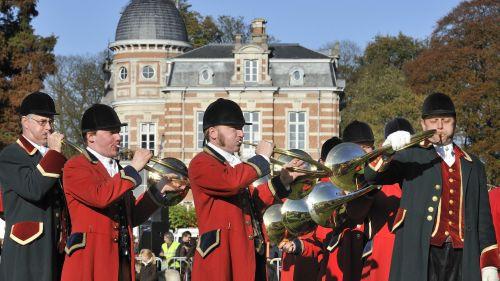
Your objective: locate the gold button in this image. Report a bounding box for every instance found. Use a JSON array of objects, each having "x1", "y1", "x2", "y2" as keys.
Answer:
[
  {"x1": 55, "y1": 213, "x2": 60, "y2": 218},
  {"x1": 448, "y1": 221, "x2": 453, "y2": 225},
  {"x1": 432, "y1": 196, "x2": 438, "y2": 202},
  {"x1": 427, "y1": 215, "x2": 433, "y2": 221},
  {"x1": 113, "y1": 238, "x2": 118, "y2": 242},
  {"x1": 449, "y1": 200, "x2": 454, "y2": 205},
  {"x1": 449, "y1": 210, "x2": 454, "y2": 215},
  {"x1": 450, "y1": 189, "x2": 454, "y2": 194},
  {"x1": 449, "y1": 168, "x2": 454, "y2": 172},
  {"x1": 445, "y1": 231, "x2": 450, "y2": 236},
  {"x1": 428, "y1": 207, "x2": 434, "y2": 212},
  {"x1": 449, "y1": 178, "x2": 454, "y2": 183},
  {"x1": 435, "y1": 185, "x2": 441, "y2": 190}
]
